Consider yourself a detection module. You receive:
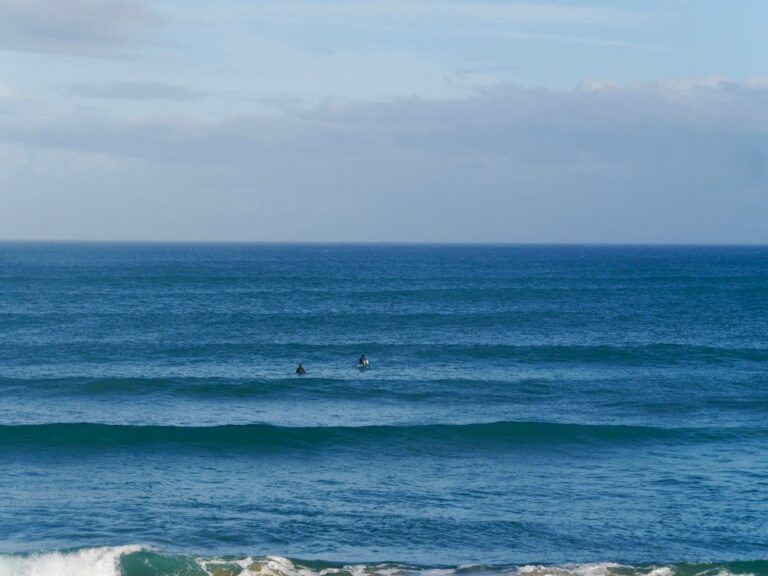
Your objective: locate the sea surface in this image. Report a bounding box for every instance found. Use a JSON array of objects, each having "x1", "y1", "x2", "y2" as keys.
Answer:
[{"x1": 0, "y1": 243, "x2": 766, "y2": 576}]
